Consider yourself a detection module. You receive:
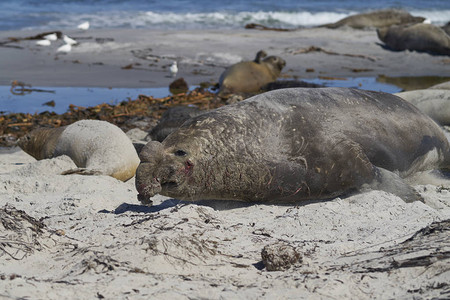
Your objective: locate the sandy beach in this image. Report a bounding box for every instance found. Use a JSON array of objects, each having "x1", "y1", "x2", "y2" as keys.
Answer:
[
  {"x1": 1, "y1": 138, "x2": 450, "y2": 299},
  {"x1": 1, "y1": 26, "x2": 450, "y2": 299},
  {"x1": 1, "y1": 27, "x2": 449, "y2": 88}
]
